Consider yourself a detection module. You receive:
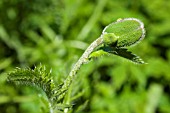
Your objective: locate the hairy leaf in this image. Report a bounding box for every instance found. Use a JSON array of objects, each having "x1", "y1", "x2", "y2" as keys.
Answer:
[{"x1": 7, "y1": 66, "x2": 56, "y2": 100}]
